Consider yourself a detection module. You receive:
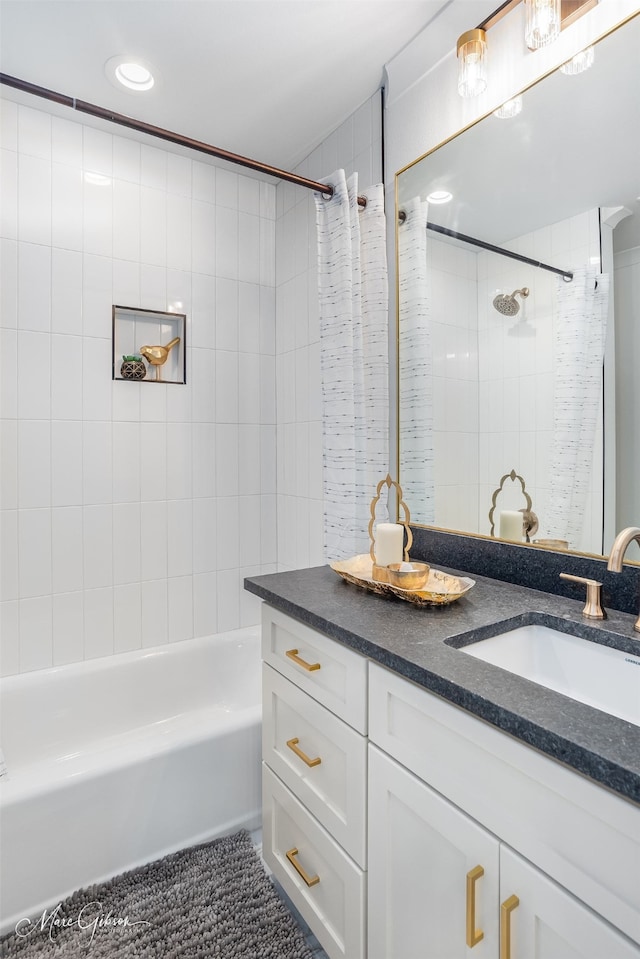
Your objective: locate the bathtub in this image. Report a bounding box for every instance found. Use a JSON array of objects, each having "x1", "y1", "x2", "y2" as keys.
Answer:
[{"x1": 0, "y1": 626, "x2": 262, "y2": 936}]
